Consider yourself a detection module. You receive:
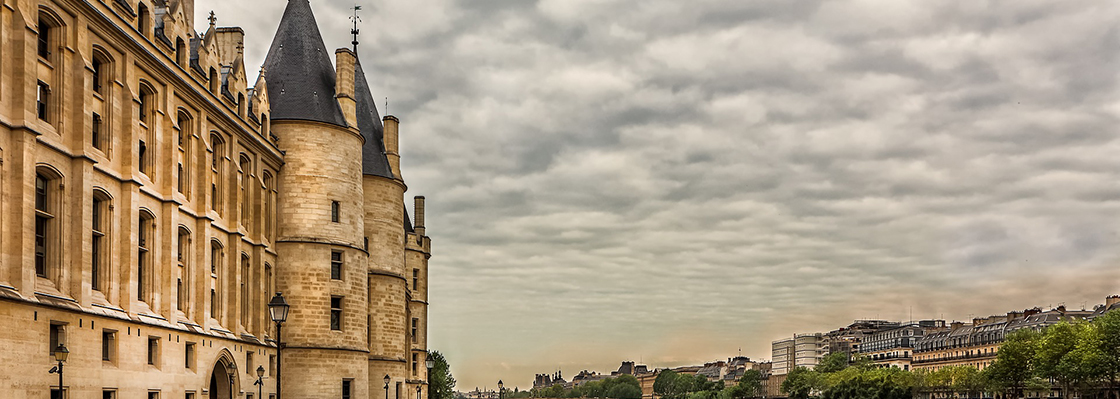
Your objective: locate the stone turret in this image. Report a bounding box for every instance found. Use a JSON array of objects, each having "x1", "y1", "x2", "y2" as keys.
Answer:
[{"x1": 264, "y1": 0, "x2": 368, "y2": 398}]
